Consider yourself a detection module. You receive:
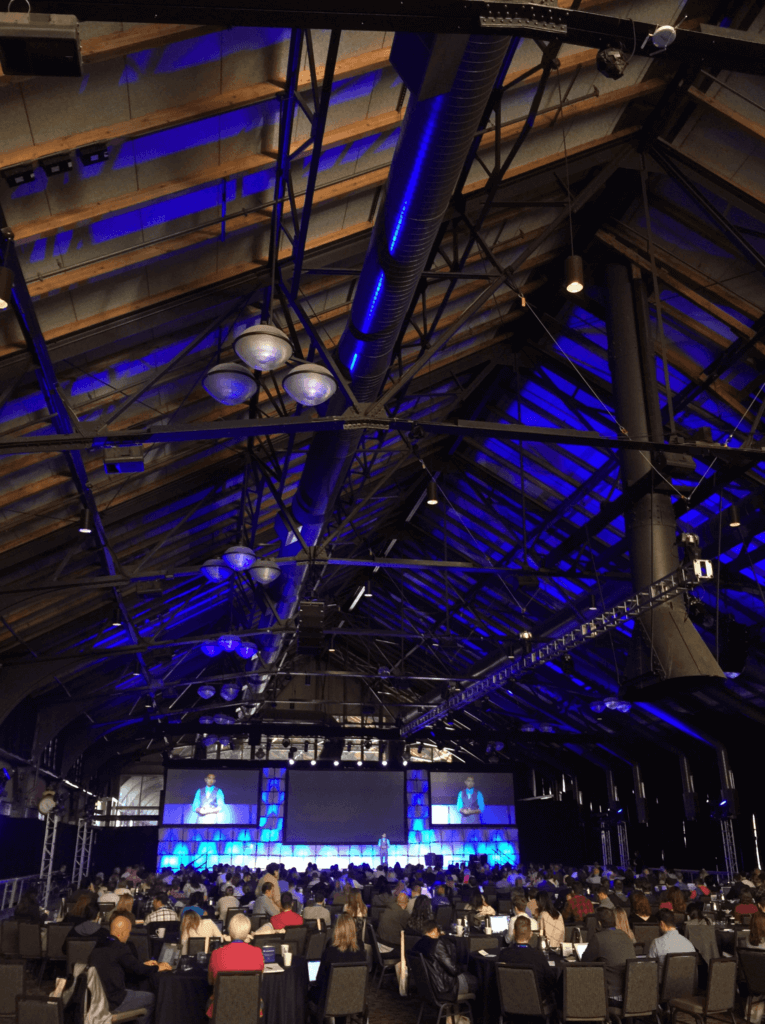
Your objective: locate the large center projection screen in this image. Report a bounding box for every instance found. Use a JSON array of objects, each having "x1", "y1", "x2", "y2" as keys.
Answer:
[
  {"x1": 162, "y1": 768, "x2": 260, "y2": 825},
  {"x1": 285, "y1": 771, "x2": 406, "y2": 844},
  {"x1": 430, "y1": 772, "x2": 515, "y2": 826}
]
